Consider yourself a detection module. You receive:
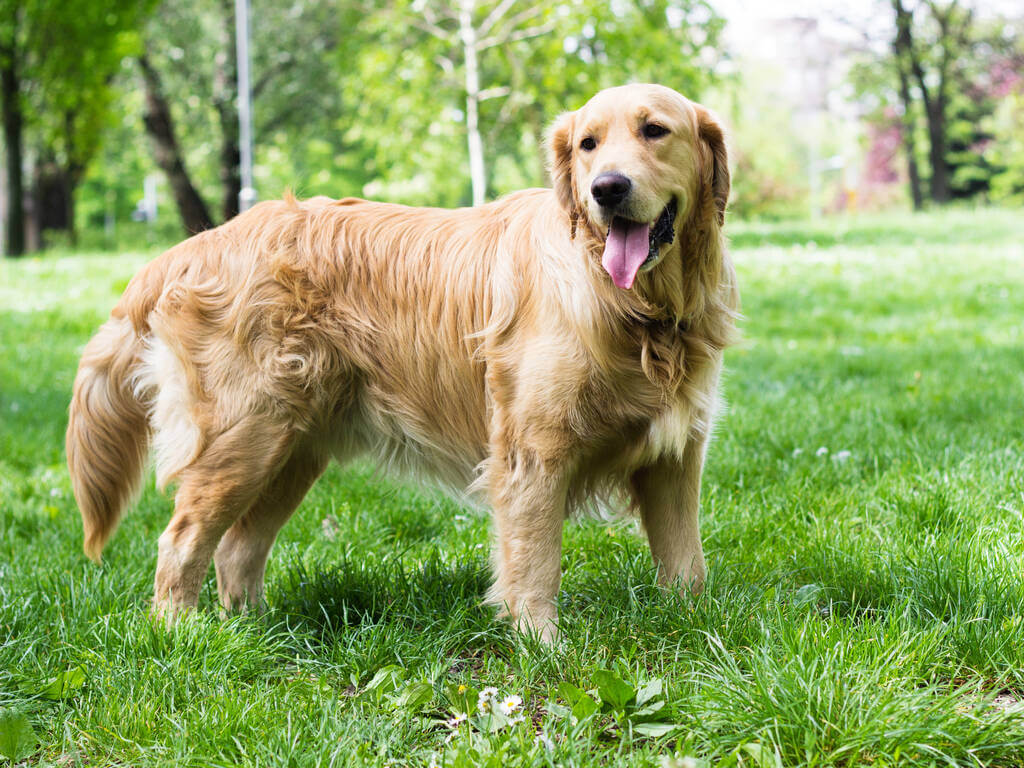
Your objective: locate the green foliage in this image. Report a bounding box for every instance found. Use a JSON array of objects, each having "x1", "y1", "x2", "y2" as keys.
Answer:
[
  {"x1": 0, "y1": 0, "x2": 155, "y2": 187},
  {"x1": 0, "y1": 710, "x2": 38, "y2": 765},
  {"x1": 25, "y1": 0, "x2": 152, "y2": 167},
  {"x1": 137, "y1": 0, "x2": 362, "y2": 208},
  {"x1": 712, "y1": 70, "x2": 811, "y2": 220},
  {"x1": 64, "y1": 0, "x2": 727, "y2": 233},
  {"x1": 0, "y1": 0, "x2": 155, "y2": 251},
  {"x1": 986, "y1": 89, "x2": 1024, "y2": 205},
  {"x1": 346, "y1": 0, "x2": 725, "y2": 207},
  {"x1": 548, "y1": 667, "x2": 678, "y2": 739},
  {"x1": 849, "y1": 5, "x2": 1023, "y2": 206},
  {"x1": 33, "y1": 666, "x2": 87, "y2": 701}
]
